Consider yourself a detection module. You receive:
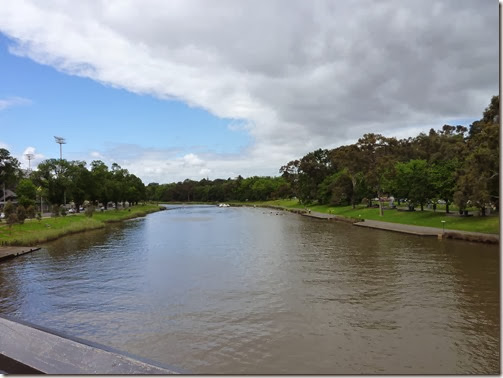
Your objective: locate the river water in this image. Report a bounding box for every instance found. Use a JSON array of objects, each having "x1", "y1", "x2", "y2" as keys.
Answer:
[{"x1": 0, "y1": 205, "x2": 499, "y2": 374}]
